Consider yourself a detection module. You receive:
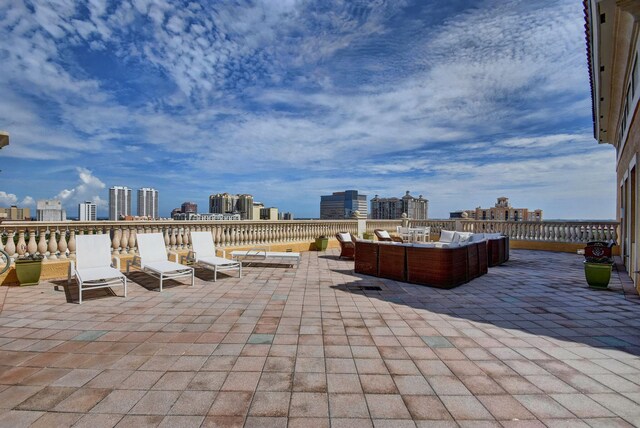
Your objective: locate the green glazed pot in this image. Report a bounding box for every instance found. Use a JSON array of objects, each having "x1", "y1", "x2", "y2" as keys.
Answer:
[
  {"x1": 584, "y1": 262, "x2": 612, "y2": 289},
  {"x1": 315, "y1": 237, "x2": 329, "y2": 251},
  {"x1": 15, "y1": 259, "x2": 42, "y2": 286}
]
